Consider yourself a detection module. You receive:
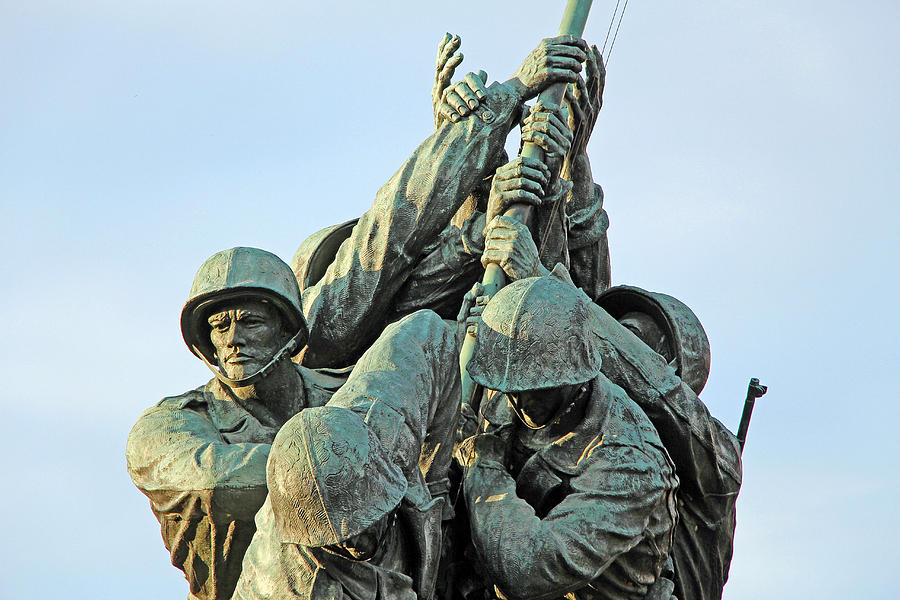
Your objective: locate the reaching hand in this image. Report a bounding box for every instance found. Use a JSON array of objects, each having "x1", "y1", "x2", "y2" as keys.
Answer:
[
  {"x1": 436, "y1": 71, "x2": 490, "y2": 126},
  {"x1": 510, "y1": 35, "x2": 588, "y2": 101},
  {"x1": 433, "y1": 33, "x2": 463, "y2": 127},
  {"x1": 456, "y1": 282, "x2": 488, "y2": 346},
  {"x1": 563, "y1": 44, "x2": 605, "y2": 162}
]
